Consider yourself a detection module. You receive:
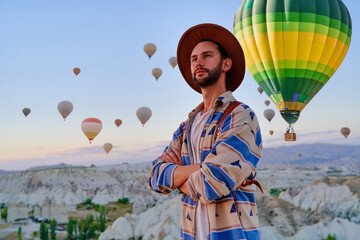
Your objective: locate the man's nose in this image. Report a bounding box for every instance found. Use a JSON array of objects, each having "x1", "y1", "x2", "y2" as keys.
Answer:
[{"x1": 195, "y1": 58, "x2": 204, "y2": 68}]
